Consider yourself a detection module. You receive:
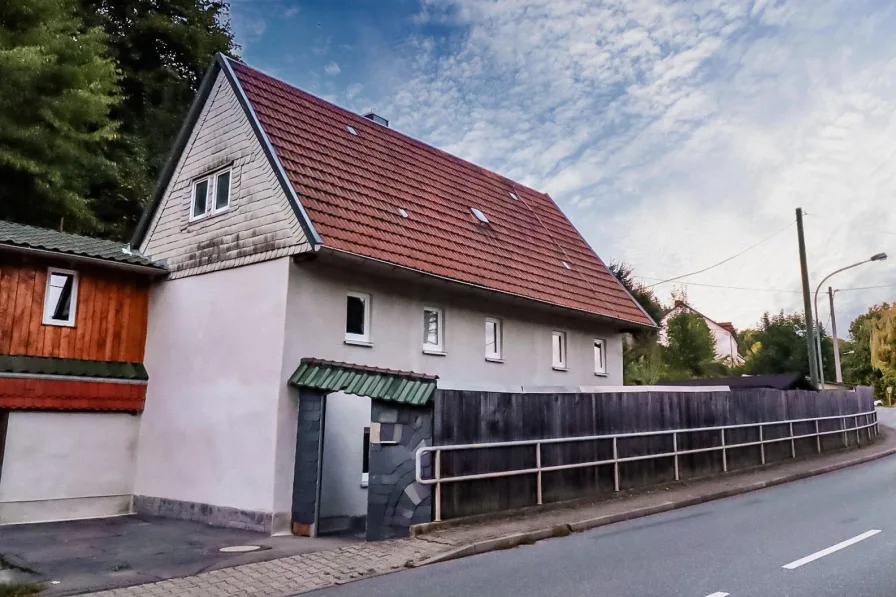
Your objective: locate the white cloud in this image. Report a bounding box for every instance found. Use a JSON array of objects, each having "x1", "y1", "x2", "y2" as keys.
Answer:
[
  {"x1": 375, "y1": 0, "x2": 896, "y2": 330},
  {"x1": 324, "y1": 62, "x2": 341, "y2": 75},
  {"x1": 284, "y1": 6, "x2": 300, "y2": 18}
]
